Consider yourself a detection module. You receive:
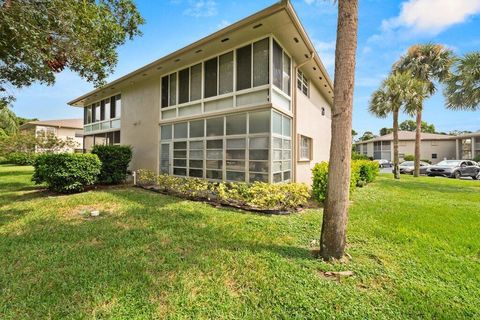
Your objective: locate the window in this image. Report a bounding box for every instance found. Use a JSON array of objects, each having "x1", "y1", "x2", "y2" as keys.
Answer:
[
  {"x1": 190, "y1": 63, "x2": 202, "y2": 101},
  {"x1": 104, "y1": 98, "x2": 111, "y2": 121},
  {"x1": 226, "y1": 114, "x2": 246, "y2": 135},
  {"x1": 161, "y1": 76, "x2": 169, "y2": 108},
  {"x1": 169, "y1": 73, "x2": 177, "y2": 106},
  {"x1": 253, "y1": 38, "x2": 269, "y2": 87},
  {"x1": 432, "y1": 153, "x2": 437, "y2": 159},
  {"x1": 206, "y1": 117, "x2": 224, "y2": 136},
  {"x1": 204, "y1": 57, "x2": 218, "y2": 98},
  {"x1": 86, "y1": 106, "x2": 92, "y2": 124},
  {"x1": 249, "y1": 110, "x2": 270, "y2": 134},
  {"x1": 297, "y1": 70, "x2": 309, "y2": 96},
  {"x1": 100, "y1": 100, "x2": 105, "y2": 121},
  {"x1": 189, "y1": 120, "x2": 204, "y2": 138},
  {"x1": 236, "y1": 44, "x2": 252, "y2": 91},
  {"x1": 178, "y1": 68, "x2": 190, "y2": 104},
  {"x1": 299, "y1": 135, "x2": 312, "y2": 161},
  {"x1": 219, "y1": 52, "x2": 233, "y2": 94},
  {"x1": 174, "y1": 122, "x2": 188, "y2": 139},
  {"x1": 115, "y1": 95, "x2": 121, "y2": 118},
  {"x1": 272, "y1": 39, "x2": 291, "y2": 96},
  {"x1": 161, "y1": 124, "x2": 172, "y2": 140},
  {"x1": 94, "y1": 102, "x2": 100, "y2": 122}
]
